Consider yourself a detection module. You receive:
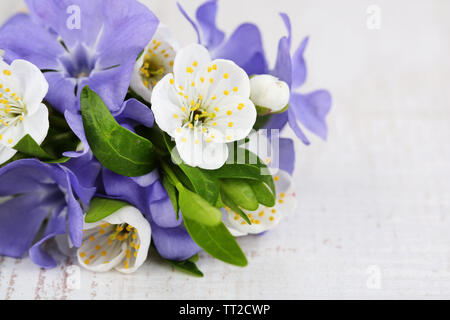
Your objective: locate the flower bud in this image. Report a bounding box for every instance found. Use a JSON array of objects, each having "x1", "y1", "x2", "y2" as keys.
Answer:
[{"x1": 250, "y1": 75, "x2": 290, "y2": 113}]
